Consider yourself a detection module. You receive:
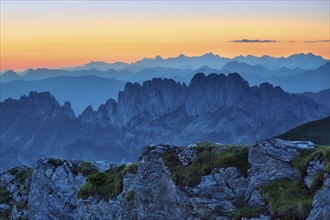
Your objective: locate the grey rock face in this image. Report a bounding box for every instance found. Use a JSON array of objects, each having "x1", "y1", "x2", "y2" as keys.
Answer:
[
  {"x1": 130, "y1": 146, "x2": 191, "y2": 220},
  {"x1": 28, "y1": 159, "x2": 87, "y2": 219},
  {"x1": 307, "y1": 177, "x2": 330, "y2": 220},
  {"x1": 186, "y1": 167, "x2": 248, "y2": 219},
  {"x1": 305, "y1": 158, "x2": 326, "y2": 188},
  {"x1": 1, "y1": 139, "x2": 329, "y2": 219},
  {"x1": 246, "y1": 138, "x2": 313, "y2": 194},
  {"x1": 0, "y1": 166, "x2": 32, "y2": 220}
]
